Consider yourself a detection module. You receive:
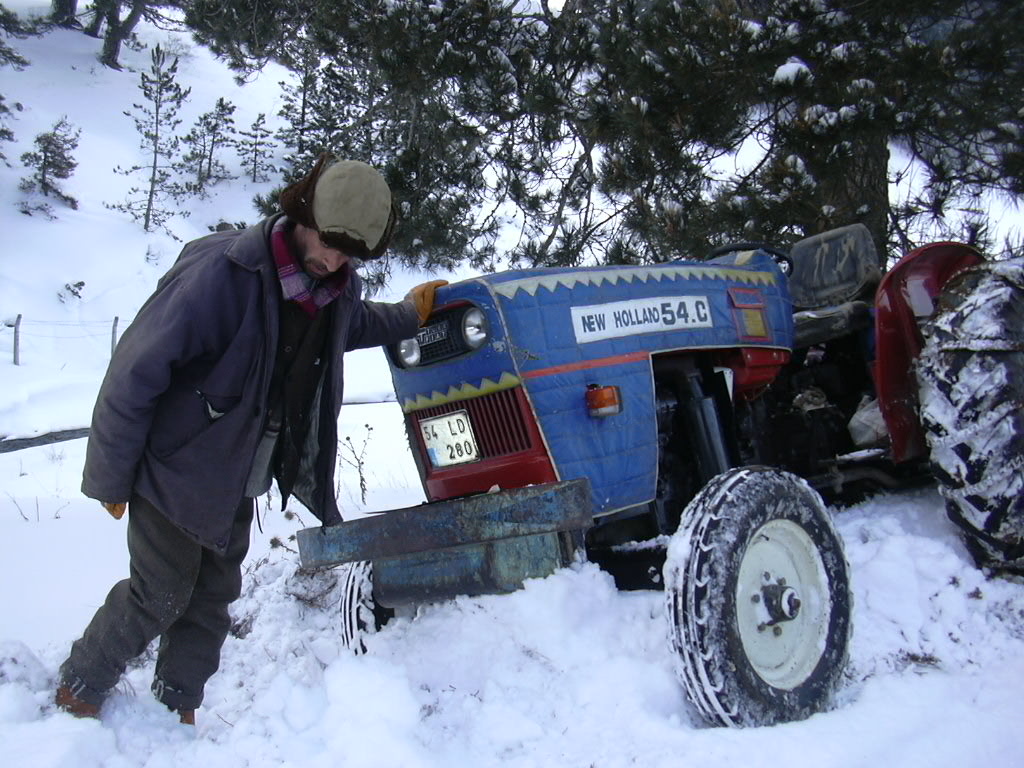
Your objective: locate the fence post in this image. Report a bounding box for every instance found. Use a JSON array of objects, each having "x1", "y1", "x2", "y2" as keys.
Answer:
[
  {"x1": 13, "y1": 314, "x2": 21, "y2": 366},
  {"x1": 111, "y1": 316, "x2": 119, "y2": 357}
]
